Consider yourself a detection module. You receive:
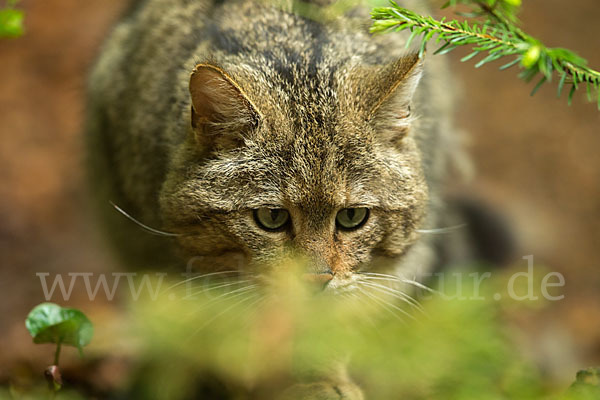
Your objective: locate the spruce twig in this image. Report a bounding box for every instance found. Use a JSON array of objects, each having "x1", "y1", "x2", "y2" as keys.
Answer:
[{"x1": 370, "y1": 0, "x2": 600, "y2": 109}]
